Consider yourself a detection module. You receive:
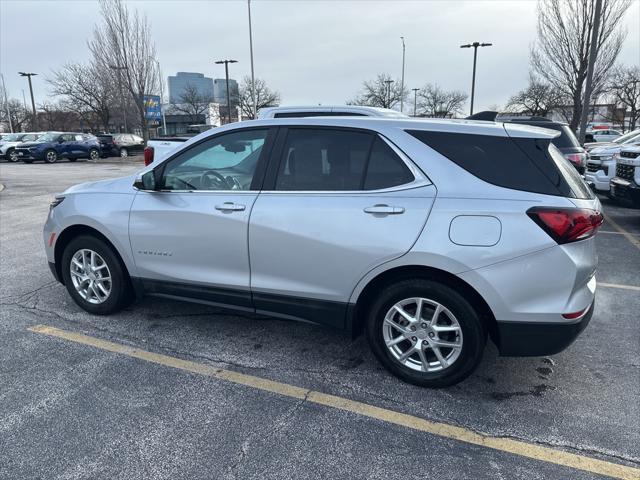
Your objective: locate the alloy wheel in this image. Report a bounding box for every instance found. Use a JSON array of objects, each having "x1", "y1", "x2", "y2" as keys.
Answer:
[
  {"x1": 382, "y1": 297, "x2": 463, "y2": 373},
  {"x1": 69, "y1": 249, "x2": 112, "y2": 304},
  {"x1": 119, "y1": 148, "x2": 128, "y2": 158},
  {"x1": 90, "y1": 149, "x2": 99, "y2": 160},
  {"x1": 45, "y1": 151, "x2": 57, "y2": 163},
  {"x1": 8, "y1": 150, "x2": 18, "y2": 162}
]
